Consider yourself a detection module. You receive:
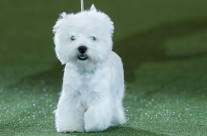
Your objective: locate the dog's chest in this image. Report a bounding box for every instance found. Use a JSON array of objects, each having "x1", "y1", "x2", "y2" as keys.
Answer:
[
  {"x1": 64, "y1": 65, "x2": 109, "y2": 110},
  {"x1": 77, "y1": 74, "x2": 98, "y2": 110}
]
